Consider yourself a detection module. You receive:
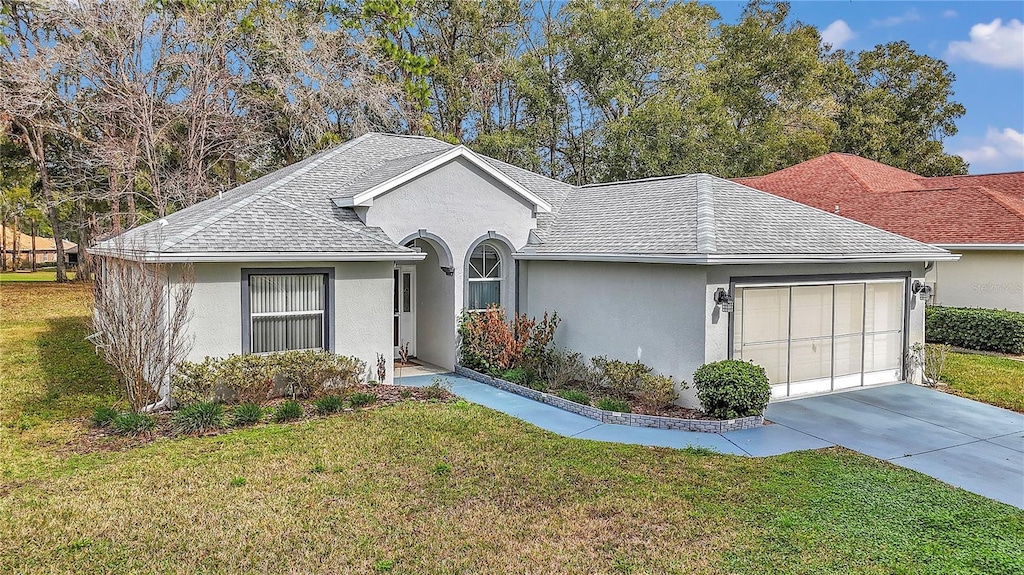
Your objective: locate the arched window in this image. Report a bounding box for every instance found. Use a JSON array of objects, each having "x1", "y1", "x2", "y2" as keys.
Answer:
[{"x1": 468, "y1": 244, "x2": 501, "y2": 310}]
